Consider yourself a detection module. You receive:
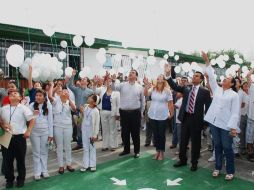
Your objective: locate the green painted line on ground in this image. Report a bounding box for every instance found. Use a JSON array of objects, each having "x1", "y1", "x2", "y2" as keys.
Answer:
[{"x1": 16, "y1": 153, "x2": 254, "y2": 190}]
